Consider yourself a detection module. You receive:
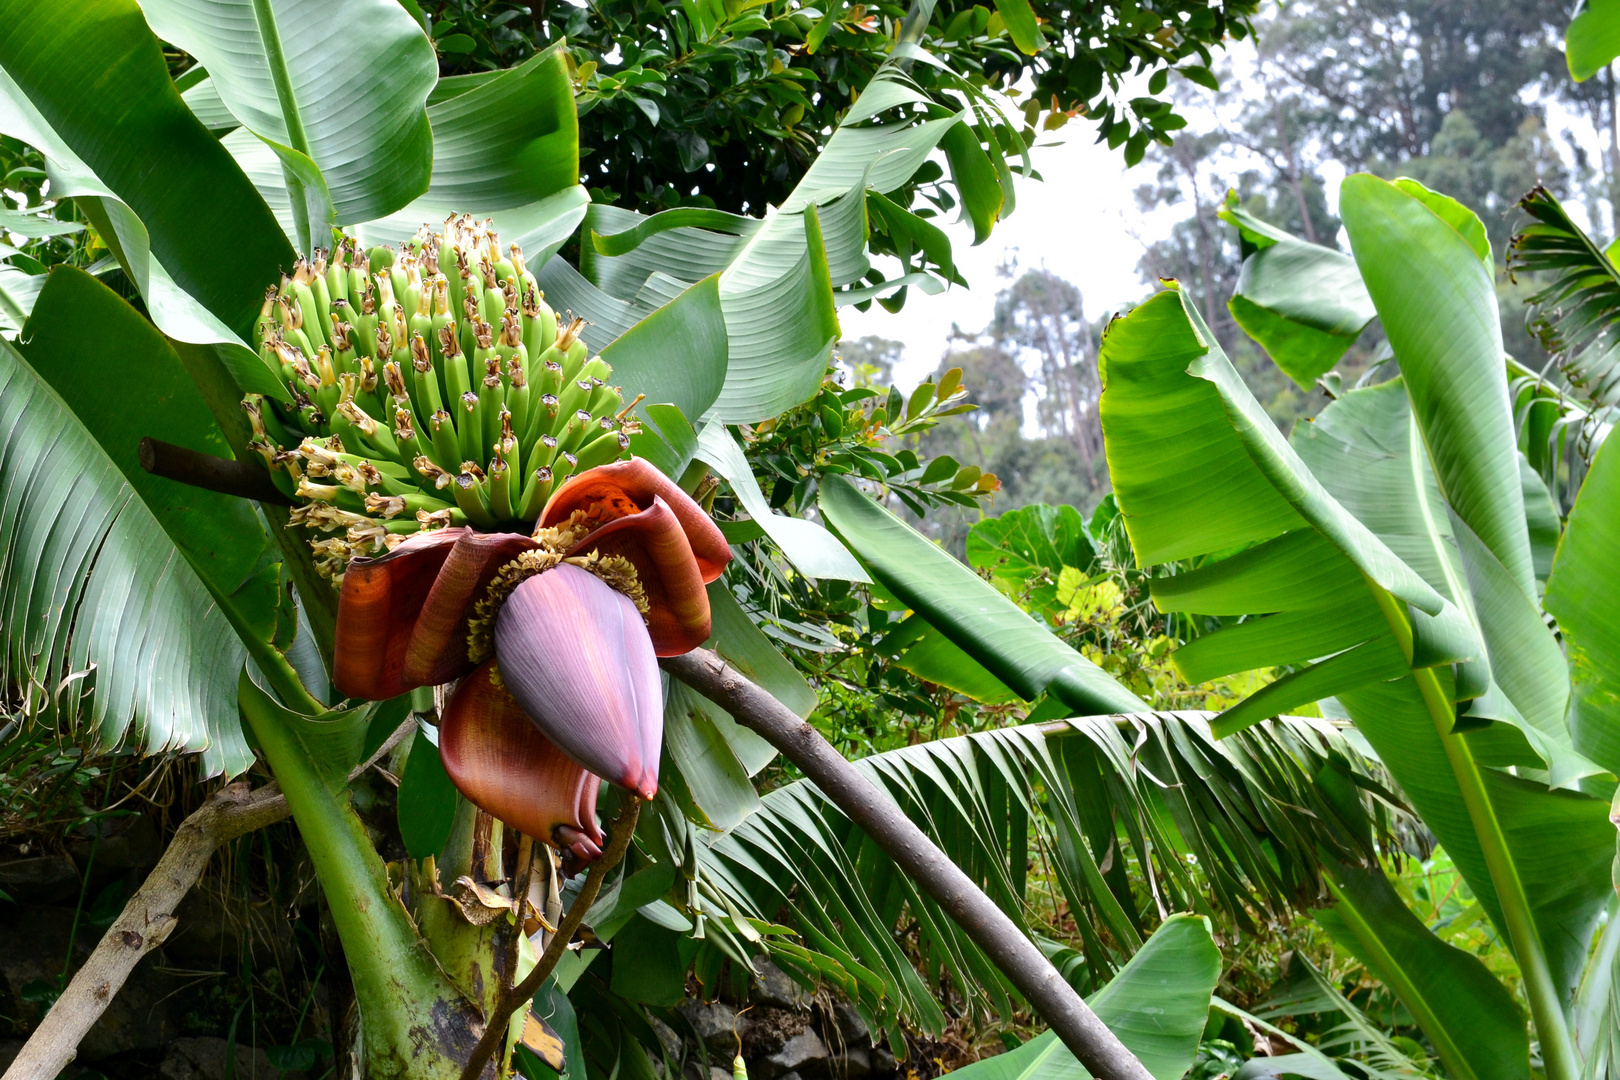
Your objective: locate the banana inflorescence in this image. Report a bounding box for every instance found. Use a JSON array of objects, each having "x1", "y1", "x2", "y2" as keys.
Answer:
[{"x1": 244, "y1": 214, "x2": 642, "y2": 580}]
